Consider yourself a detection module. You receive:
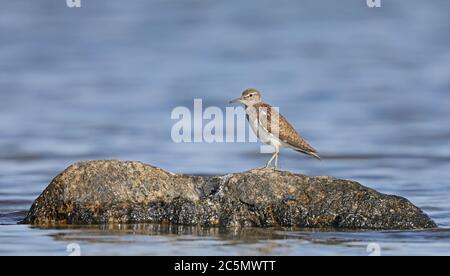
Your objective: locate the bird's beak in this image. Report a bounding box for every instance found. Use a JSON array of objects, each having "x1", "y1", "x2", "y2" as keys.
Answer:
[{"x1": 229, "y1": 97, "x2": 242, "y2": 104}]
